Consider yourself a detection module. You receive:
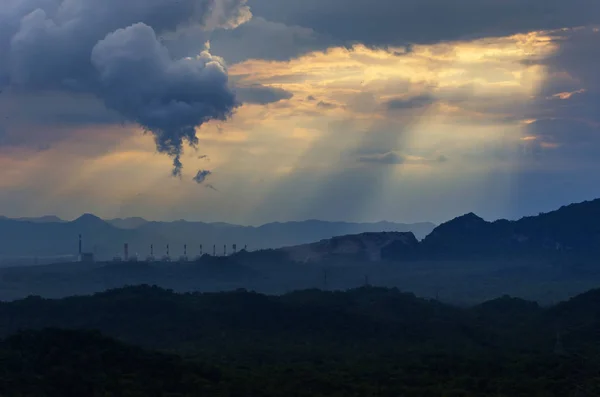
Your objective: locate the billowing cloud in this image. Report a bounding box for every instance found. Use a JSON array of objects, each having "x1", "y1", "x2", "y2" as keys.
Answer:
[
  {"x1": 92, "y1": 23, "x2": 236, "y2": 176},
  {"x1": 0, "y1": 0, "x2": 250, "y2": 175}
]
